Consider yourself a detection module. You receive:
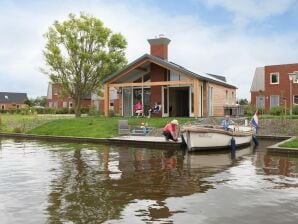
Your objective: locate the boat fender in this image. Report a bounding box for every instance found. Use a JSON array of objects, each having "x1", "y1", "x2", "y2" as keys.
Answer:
[
  {"x1": 181, "y1": 134, "x2": 187, "y2": 147},
  {"x1": 230, "y1": 137, "x2": 236, "y2": 153}
]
